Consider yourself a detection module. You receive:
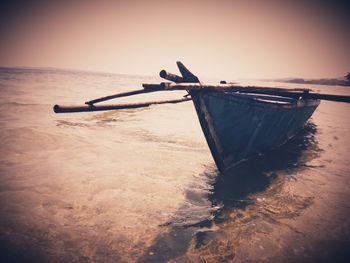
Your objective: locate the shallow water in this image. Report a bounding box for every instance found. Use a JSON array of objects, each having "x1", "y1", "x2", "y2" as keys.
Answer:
[{"x1": 0, "y1": 68, "x2": 349, "y2": 262}]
